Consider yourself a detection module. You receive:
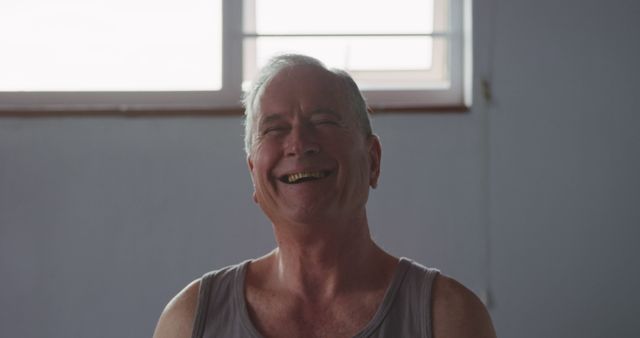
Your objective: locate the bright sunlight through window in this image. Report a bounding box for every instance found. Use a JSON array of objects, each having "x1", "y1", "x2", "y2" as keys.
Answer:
[
  {"x1": 243, "y1": 0, "x2": 449, "y2": 92},
  {"x1": 0, "y1": 0, "x2": 470, "y2": 112},
  {"x1": 0, "y1": 0, "x2": 222, "y2": 91}
]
